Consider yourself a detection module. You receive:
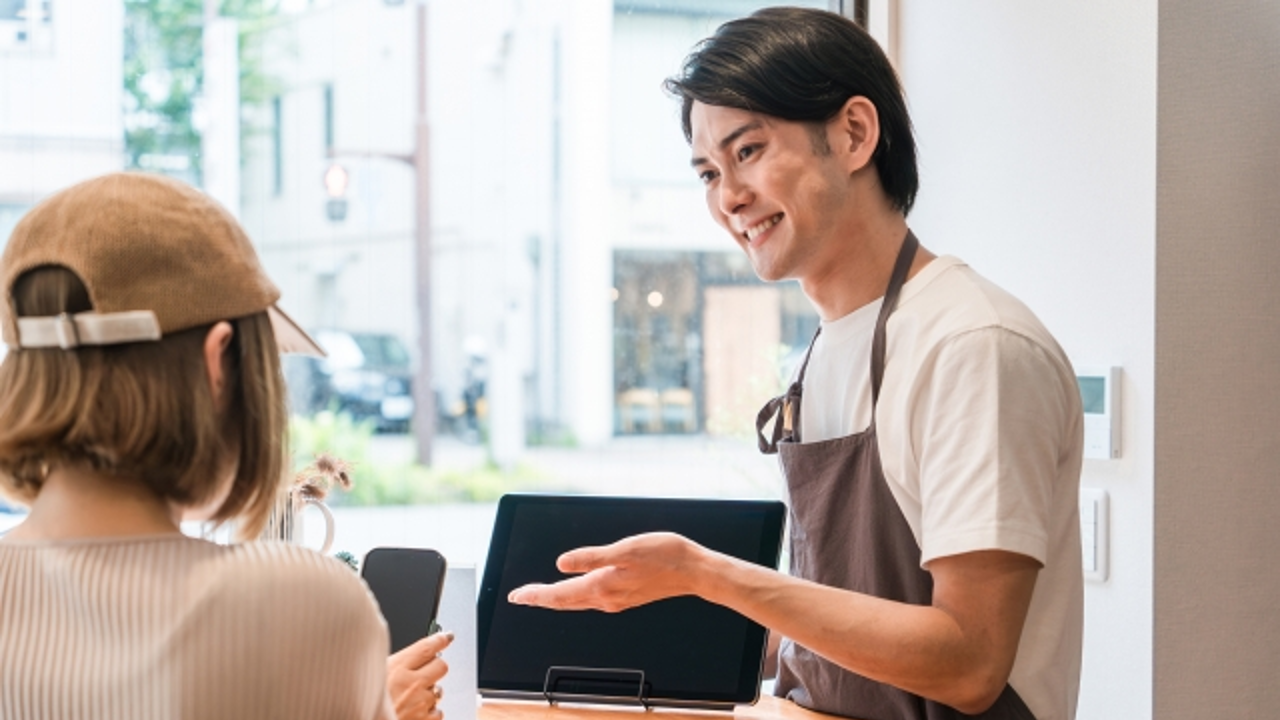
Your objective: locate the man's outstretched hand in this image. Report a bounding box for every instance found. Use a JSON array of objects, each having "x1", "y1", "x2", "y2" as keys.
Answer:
[{"x1": 507, "y1": 532, "x2": 707, "y2": 612}]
